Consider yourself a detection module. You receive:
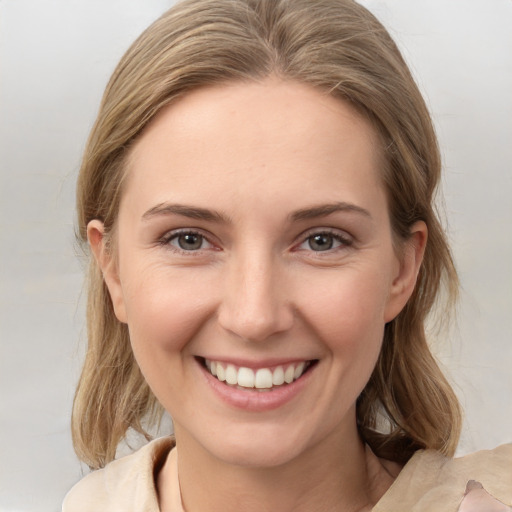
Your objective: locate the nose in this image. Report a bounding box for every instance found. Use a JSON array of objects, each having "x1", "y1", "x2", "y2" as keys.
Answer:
[{"x1": 217, "y1": 250, "x2": 294, "y2": 343}]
